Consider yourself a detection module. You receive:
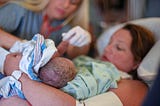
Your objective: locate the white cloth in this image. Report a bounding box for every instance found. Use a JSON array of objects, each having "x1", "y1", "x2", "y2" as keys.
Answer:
[
  {"x1": 0, "y1": 48, "x2": 24, "y2": 99},
  {"x1": 0, "y1": 76, "x2": 25, "y2": 99},
  {"x1": 119, "y1": 71, "x2": 132, "y2": 79},
  {"x1": 10, "y1": 34, "x2": 57, "y2": 80},
  {"x1": 0, "y1": 47, "x2": 9, "y2": 74},
  {"x1": 76, "y1": 91, "x2": 123, "y2": 106}
]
